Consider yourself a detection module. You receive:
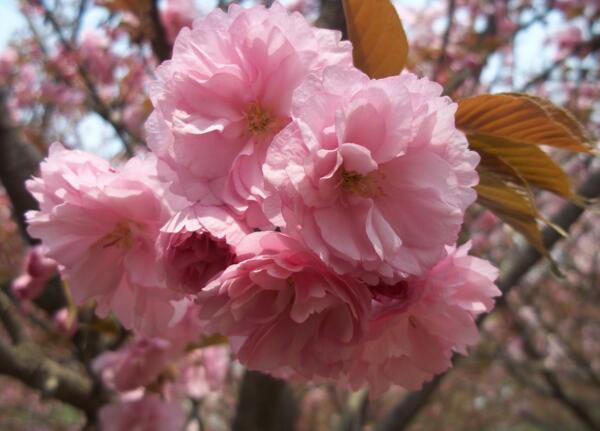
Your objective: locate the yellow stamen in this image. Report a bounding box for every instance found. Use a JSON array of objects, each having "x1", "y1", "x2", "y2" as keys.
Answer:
[
  {"x1": 101, "y1": 223, "x2": 133, "y2": 250},
  {"x1": 341, "y1": 169, "x2": 384, "y2": 198},
  {"x1": 244, "y1": 102, "x2": 287, "y2": 137}
]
